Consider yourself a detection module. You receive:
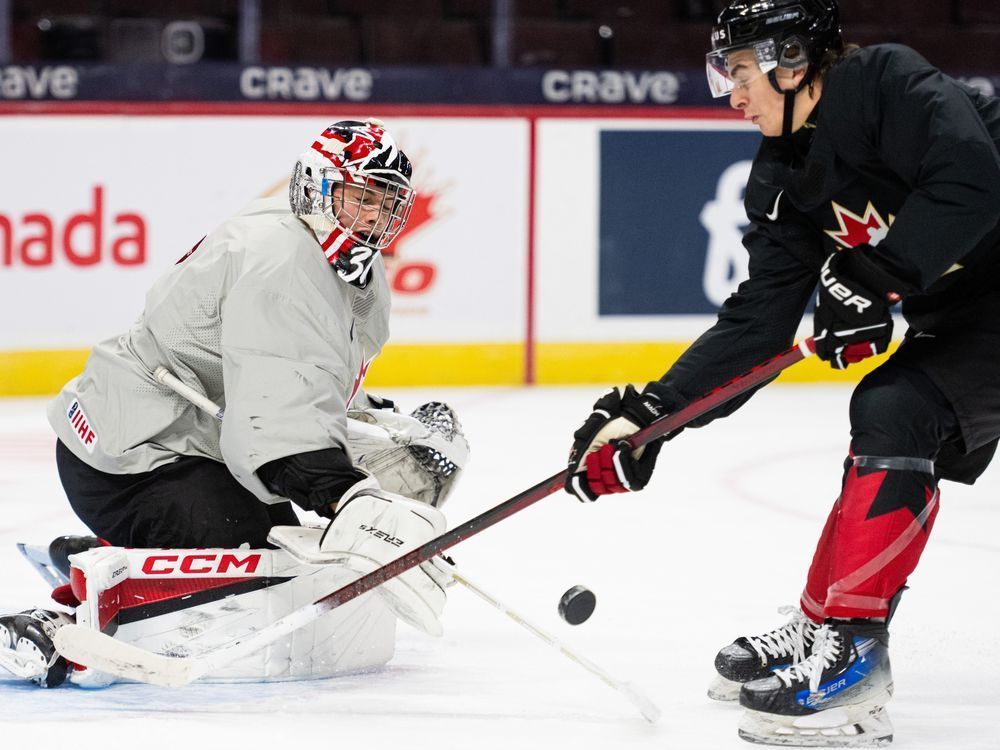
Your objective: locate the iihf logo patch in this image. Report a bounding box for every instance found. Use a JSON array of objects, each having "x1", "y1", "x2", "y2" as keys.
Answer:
[{"x1": 66, "y1": 400, "x2": 98, "y2": 454}]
